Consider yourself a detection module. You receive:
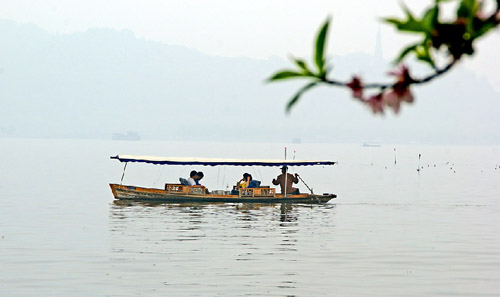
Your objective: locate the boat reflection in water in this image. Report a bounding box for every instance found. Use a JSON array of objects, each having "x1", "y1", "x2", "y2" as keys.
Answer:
[{"x1": 111, "y1": 199, "x2": 336, "y2": 225}]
